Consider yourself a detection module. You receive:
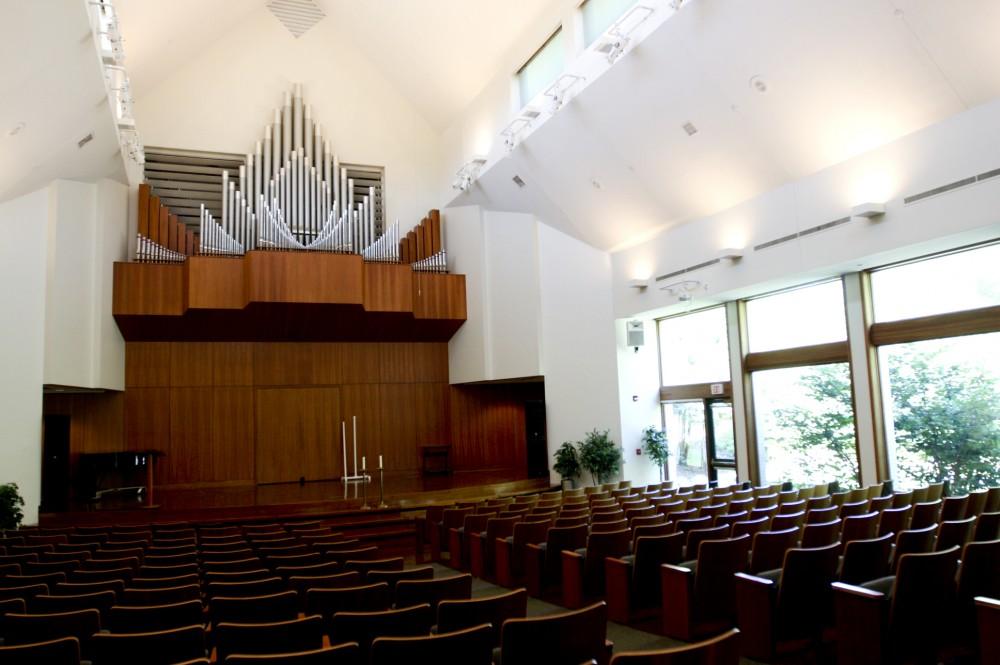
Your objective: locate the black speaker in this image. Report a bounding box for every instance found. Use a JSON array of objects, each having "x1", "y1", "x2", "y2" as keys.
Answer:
[{"x1": 525, "y1": 400, "x2": 548, "y2": 479}]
